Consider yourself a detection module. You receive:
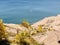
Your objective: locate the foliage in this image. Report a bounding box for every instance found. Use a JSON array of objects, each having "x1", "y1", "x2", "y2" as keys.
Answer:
[
  {"x1": 37, "y1": 25, "x2": 46, "y2": 34},
  {"x1": 15, "y1": 31, "x2": 40, "y2": 45},
  {"x1": 0, "y1": 19, "x2": 6, "y2": 40},
  {"x1": 48, "y1": 28, "x2": 53, "y2": 31},
  {"x1": 21, "y1": 19, "x2": 31, "y2": 28}
]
